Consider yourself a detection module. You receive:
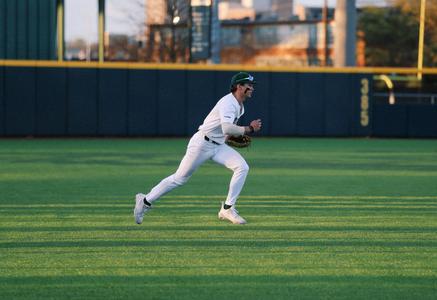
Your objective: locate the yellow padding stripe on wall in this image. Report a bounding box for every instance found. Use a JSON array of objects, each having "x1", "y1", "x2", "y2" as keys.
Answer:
[{"x1": 1, "y1": 59, "x2": 437, "y2": 74}]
